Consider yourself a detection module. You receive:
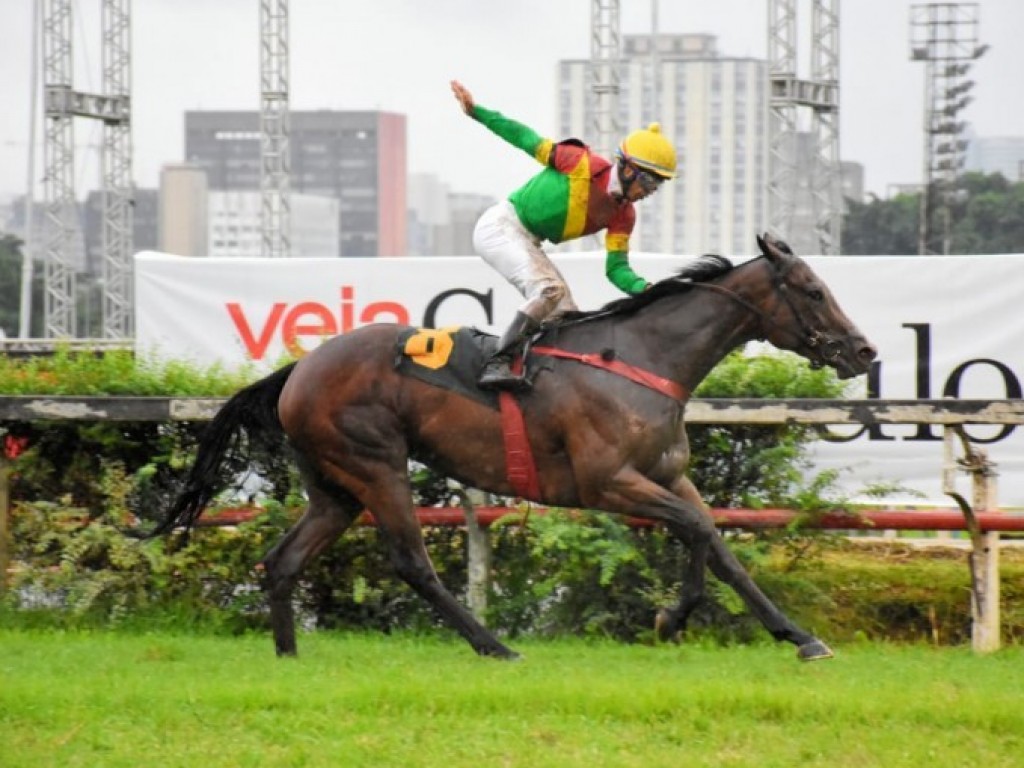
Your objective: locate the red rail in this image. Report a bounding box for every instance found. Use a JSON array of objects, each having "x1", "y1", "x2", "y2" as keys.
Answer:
[{"x1": 197, "y1": 506, "x2": 1024, "y2": 533}]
